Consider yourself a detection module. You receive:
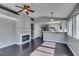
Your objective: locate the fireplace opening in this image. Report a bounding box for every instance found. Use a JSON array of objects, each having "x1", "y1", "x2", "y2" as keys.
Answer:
[{"x1": 22, "y1": 35, "x2": 30, "y2": 42}]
